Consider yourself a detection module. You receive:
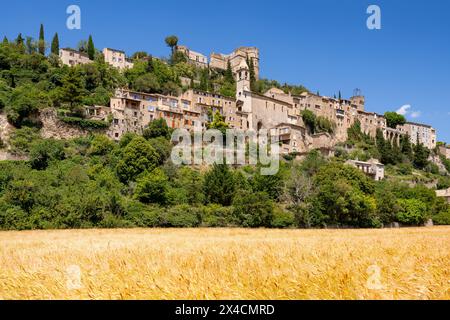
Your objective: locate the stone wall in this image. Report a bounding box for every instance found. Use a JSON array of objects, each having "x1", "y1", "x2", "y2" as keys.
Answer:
[{"x1": 40, "y1": 109, "x2": 107, "y2": 140}]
